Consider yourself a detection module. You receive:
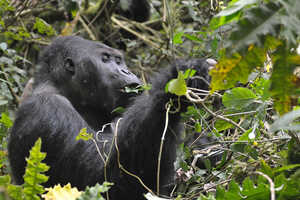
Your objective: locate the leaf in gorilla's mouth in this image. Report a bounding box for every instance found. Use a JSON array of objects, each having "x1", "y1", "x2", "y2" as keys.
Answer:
[{"x1": 120, "y1": 83, "x2": 144, "y2": 94}]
